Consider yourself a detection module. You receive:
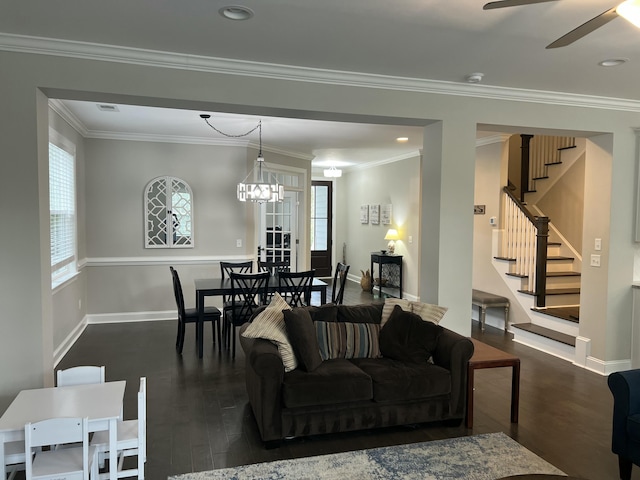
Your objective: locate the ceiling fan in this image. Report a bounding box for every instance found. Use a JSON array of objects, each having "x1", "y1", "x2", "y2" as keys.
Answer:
[{"x1": 483, "y1": 0, "x2": 640, "y2": 48}]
